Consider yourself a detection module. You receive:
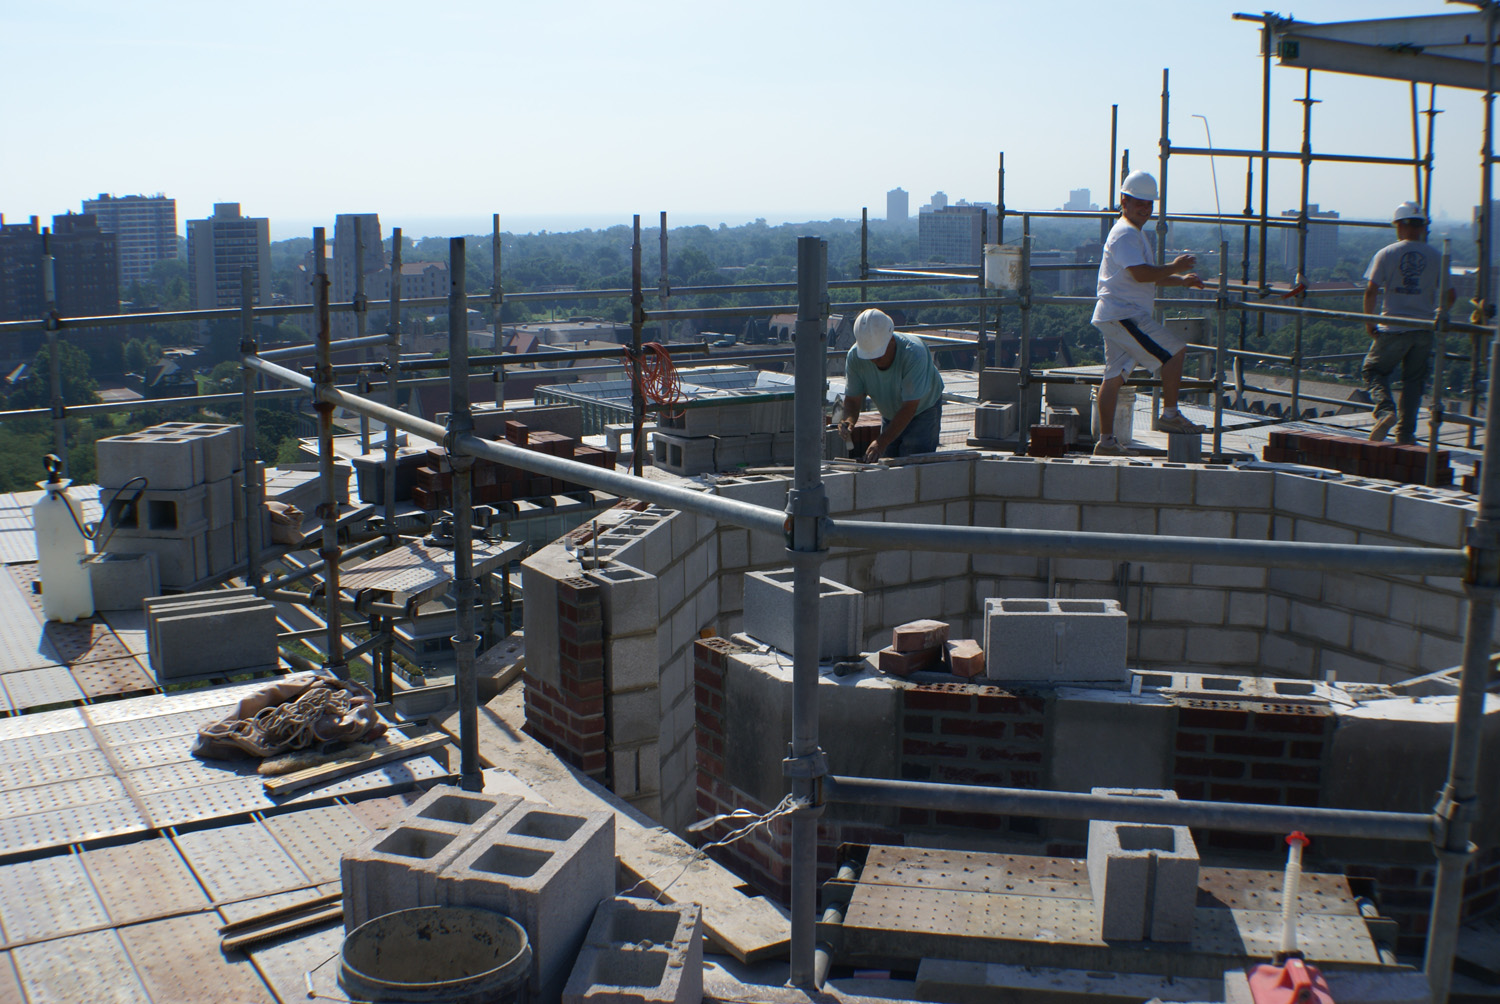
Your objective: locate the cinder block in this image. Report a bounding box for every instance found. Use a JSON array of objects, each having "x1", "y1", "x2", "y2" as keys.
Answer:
[
  {"x1": 341, "y1": 785, "x2": 521, "y2": 931},
  {"x1": 893, "y1": 619, "x2": 950, "y2": 652},
  {"x1": 946, "y1": 639, "x2": 985, "y2": 677},
  {"x1": 918, "y1": 459, "x2": 973, "y2": 502},
  {"x1": 96, "y1": 430, "x2": 205, "y2": 491},
  {"x1": 650, "y1": 431, "x2": 716, "y2": 477},
  {"x1": 436, "y1": 803, "x2": 615, "y2": 1003},
  {"x1": 587, "y1": 563, "x2": 658, "y2": 637},
  {"x1": 1166, "y1": 432, "x2": 1202, "y2": 464},
  {"x1": 982, "y1": 597, "x2": 1127, "y2": 683},
  {"x1": 1086, "y1": 788, "x2": 1199, "y2": 942},
  {"x1": 86, "y1": 552, "x2": 159, "y2": 613},
  {"x1": 853, "y1": 465, "x2": 919, "y2": 511},
  {"x1": 743, "y1": 568, "x2": 864, "y2": 661},
  {"x1": 607, "y1": 686, "x2": 662, "y2": 745},
  {"x1": 204, "y1": 476, "x2": 238, "y2": 529},
  {"x1": 147, "y1": 595, "x2": 277, "y2": 679},
  {"x1": 972, "y1": 402, "x2": 1017, "y2": 441},
  {"x1": 104, "y1": 484, "x2": 208, "y2": 536},
  {"x1": 206, "y1": 523, "x2": 245, "y2": 576},
  {"x1": 974, "y1": 457, "x2": 1041, "y2": 500},
  {"x1": 105, "y1": 529, "x2": 208, "y2": 587},
  {"x1": 563, "y1": 898, "x2": 703, "y2": 1004}
]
